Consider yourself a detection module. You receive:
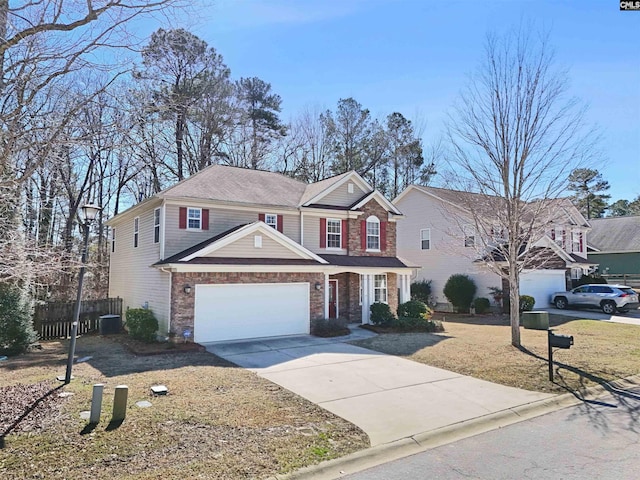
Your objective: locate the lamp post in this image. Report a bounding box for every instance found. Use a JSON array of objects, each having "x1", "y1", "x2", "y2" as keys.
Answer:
[{"x1": 63, "y1": 203, "x2": 101, "y2": 384}]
